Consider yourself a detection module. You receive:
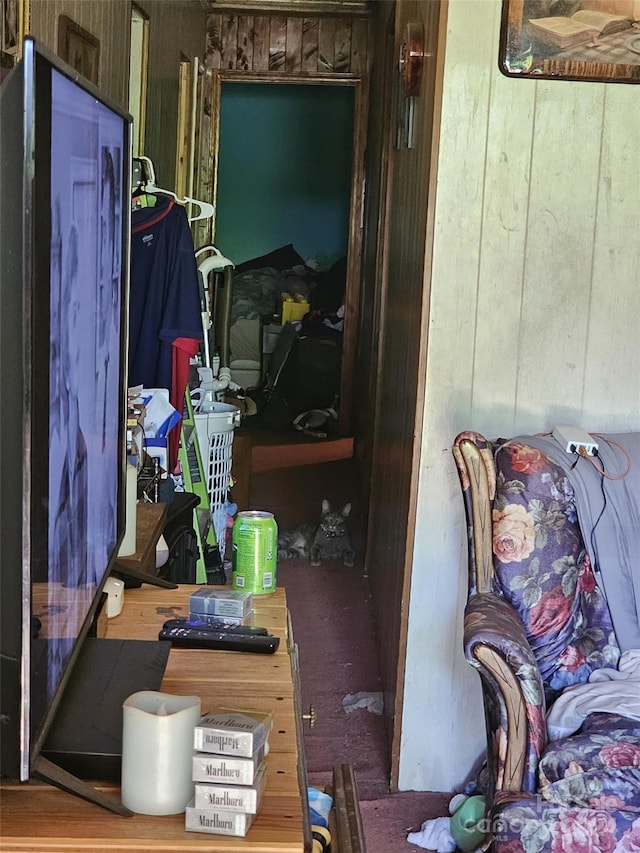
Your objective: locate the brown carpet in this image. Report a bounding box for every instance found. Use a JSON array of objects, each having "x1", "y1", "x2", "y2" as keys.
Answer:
[
  {"x1": 278, "y1": 559, "x2": 389, "y2": 800},
  {"x1": 360, "y1": 792, "x2": 452, "y2": 853},
  {"x1": 278, "y1": 559, "x2": 451, "y2": 851},
  {"x1": 250, "y1": 455, "x2": 451, "y2": 850}
]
